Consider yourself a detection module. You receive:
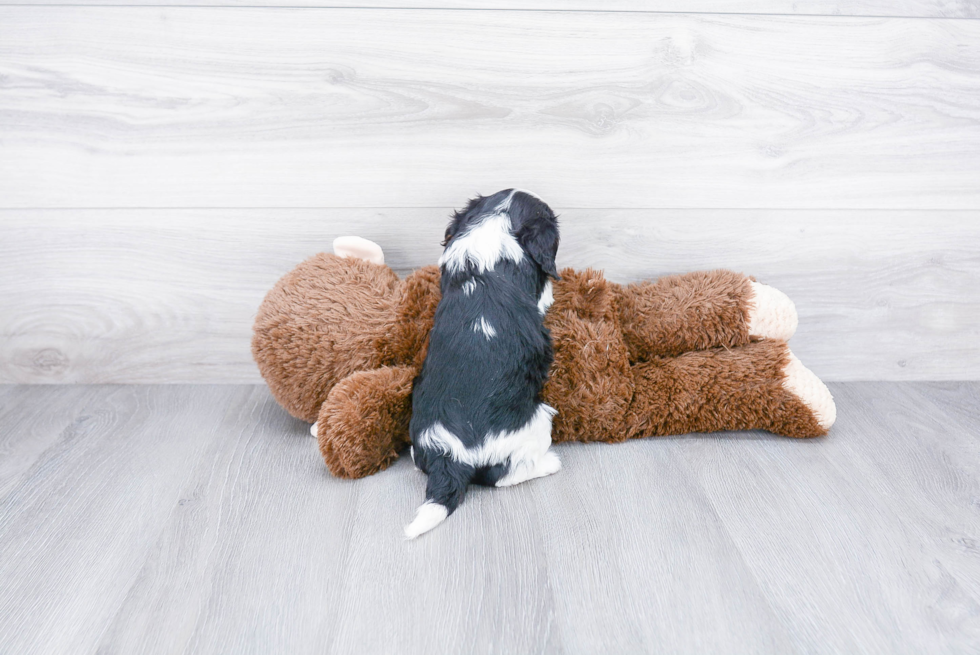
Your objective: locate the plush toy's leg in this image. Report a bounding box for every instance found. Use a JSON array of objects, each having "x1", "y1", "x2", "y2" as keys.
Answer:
[
  {"x1": 615, "y1": 270, "x2": 798, "y2": 360},
  {"x1": 316, "y1": 365, "x2": 416, "y2": 479},
  {"x1": 623, "y1": 340, "x2": 835, "y2": 439},
  {"x1": 746, "y1": 281, "x2": 798, "y2": 341}
]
